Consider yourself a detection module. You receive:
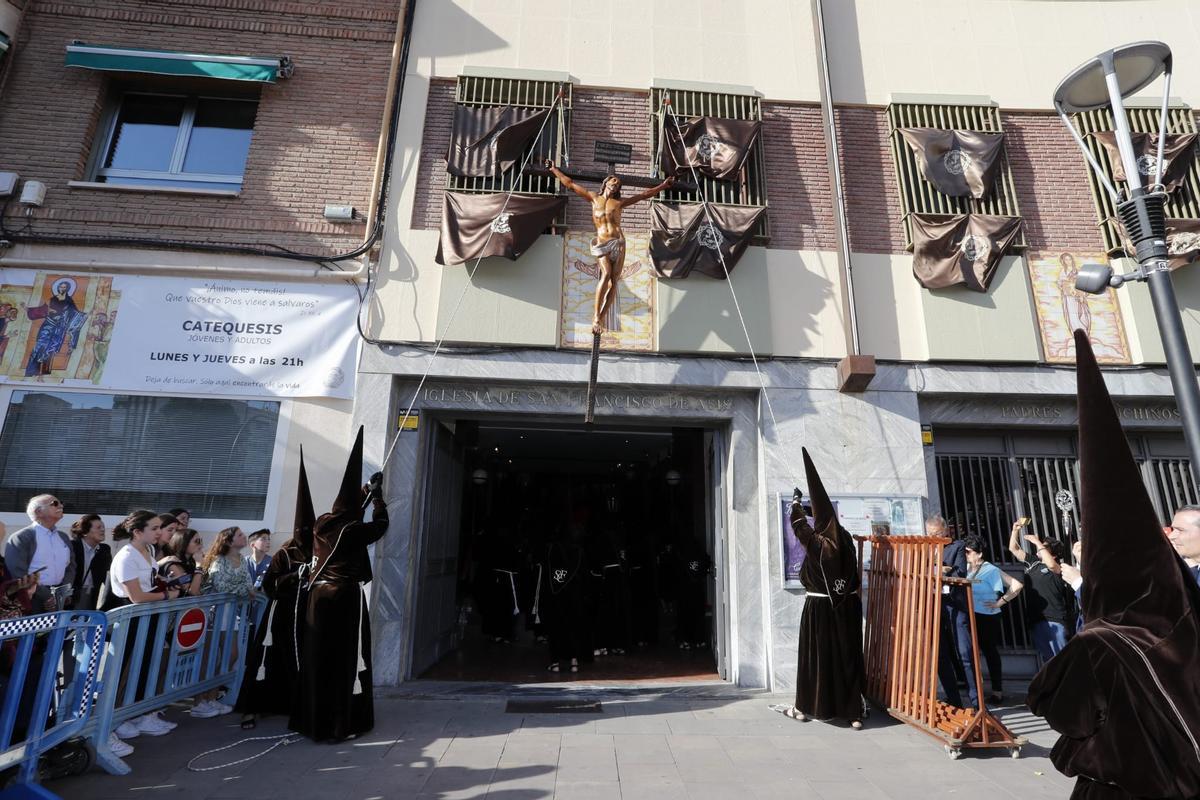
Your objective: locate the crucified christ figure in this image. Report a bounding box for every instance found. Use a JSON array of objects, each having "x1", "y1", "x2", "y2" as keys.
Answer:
[{"x1": 545, "y1": 160, "x2": 674, "y2": 334}]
